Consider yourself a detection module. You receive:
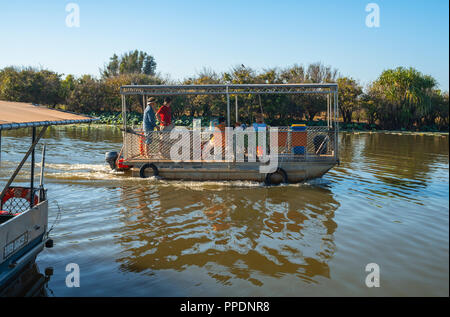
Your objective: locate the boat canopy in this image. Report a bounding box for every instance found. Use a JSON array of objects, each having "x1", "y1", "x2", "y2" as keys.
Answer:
[
  {"x1": 119, "y1": 83, "x2": 339, "y2": 129},
  {"x1": 0, "y1": 101, "x2": 97, "y2": 208},
  {"x1": 120, "y1": 83, "x2": 338, "y2": 96},
  {"x1": 0, "y1": 101, "x2": 97, "y2": 131}
]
